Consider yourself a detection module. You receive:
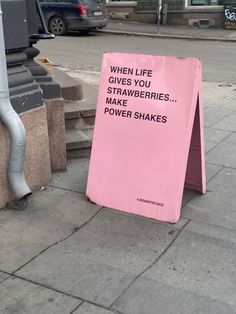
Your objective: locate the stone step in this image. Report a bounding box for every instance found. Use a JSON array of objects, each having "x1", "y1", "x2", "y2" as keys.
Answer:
[
  {"x1": 51, "y1": 67, "x2": 83, "y2": 101},
  {"x1": 66, "y1": 128, "x2": 93, "y2": 159},
  {"x1": 64, "y1": 74, "x2": 98, "y2": 134},
  {"x1": 51, "y1": 67, "x2": 98, "y2": 159},
  {"x1": 64, "y1": 100, "x2": 96, "y2": 129}
]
